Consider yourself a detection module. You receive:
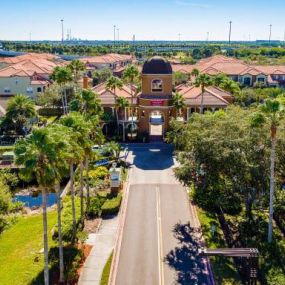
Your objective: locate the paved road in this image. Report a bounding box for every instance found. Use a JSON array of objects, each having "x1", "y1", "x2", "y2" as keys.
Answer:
[{"x1": 114, "y1": 144, "x2": 211, "y2": 285}]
